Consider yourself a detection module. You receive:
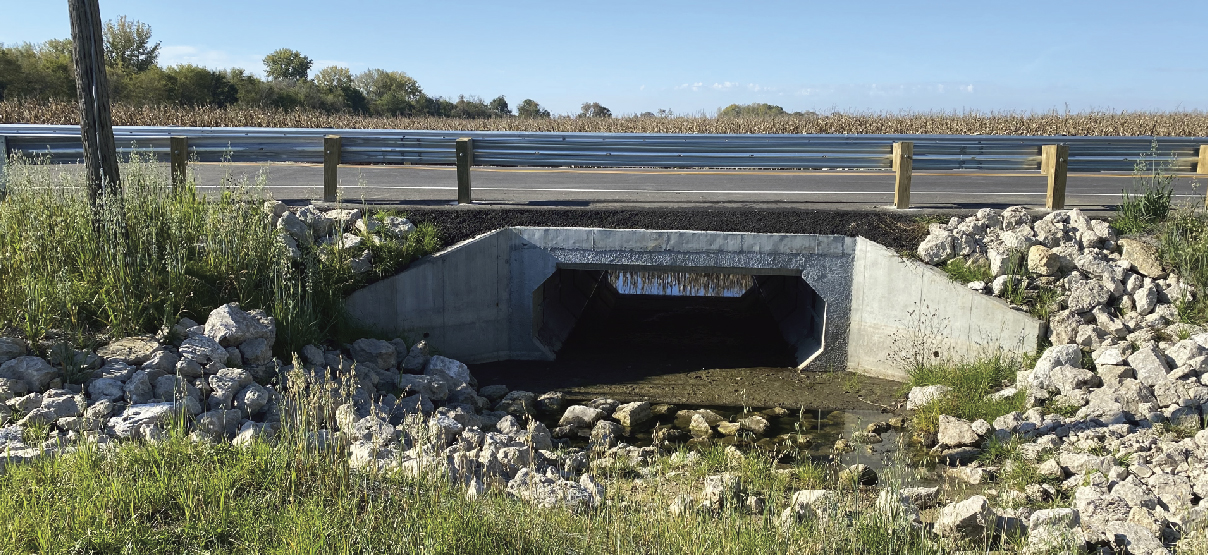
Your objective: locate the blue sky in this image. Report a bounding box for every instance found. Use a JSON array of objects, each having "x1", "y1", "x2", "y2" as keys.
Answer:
[{"x1": 3, "y1": 0, "x2": 1206, "y2": 116}]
